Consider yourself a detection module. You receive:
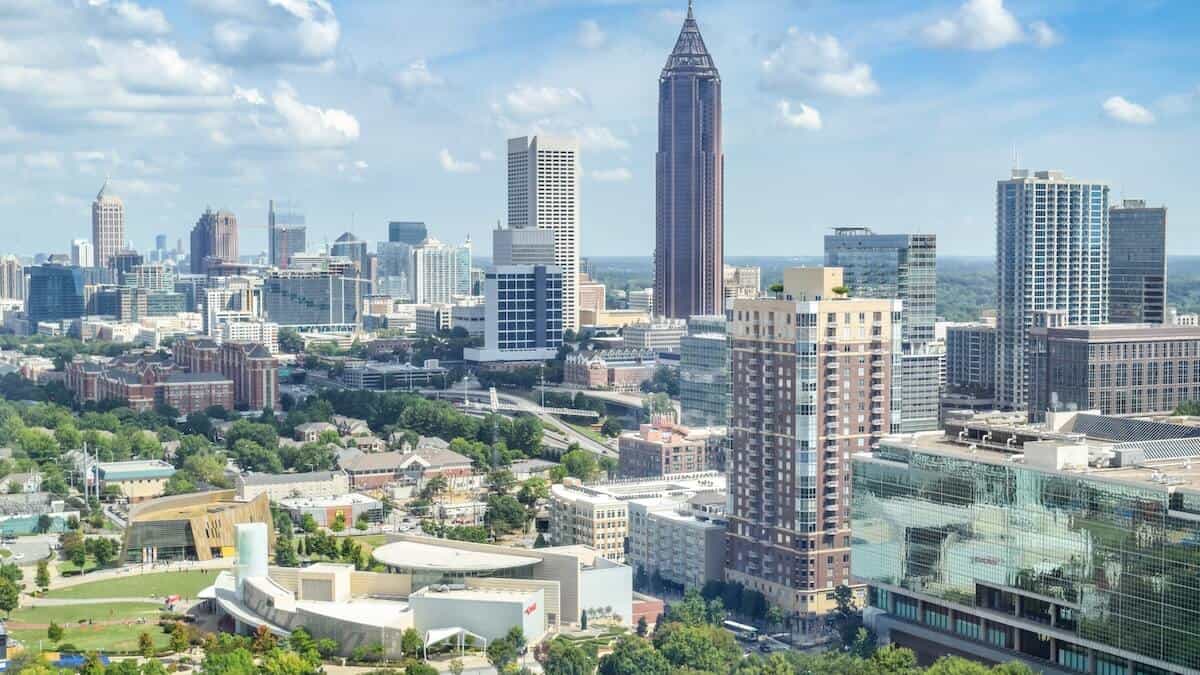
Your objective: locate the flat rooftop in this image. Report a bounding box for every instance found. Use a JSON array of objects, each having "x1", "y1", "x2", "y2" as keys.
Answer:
[
  {"x1": 372, "y1": 540, "x2": 541, "y2": 572},
  {"x1": 553, "y1": 472, "x2": 725, "y2": 504},
  {"x1": 279, "y1": 493, "x2": 378, "y2": 509},
  {"x1": 409, "y1": 586, "x2": 535, "y2": 603}
]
